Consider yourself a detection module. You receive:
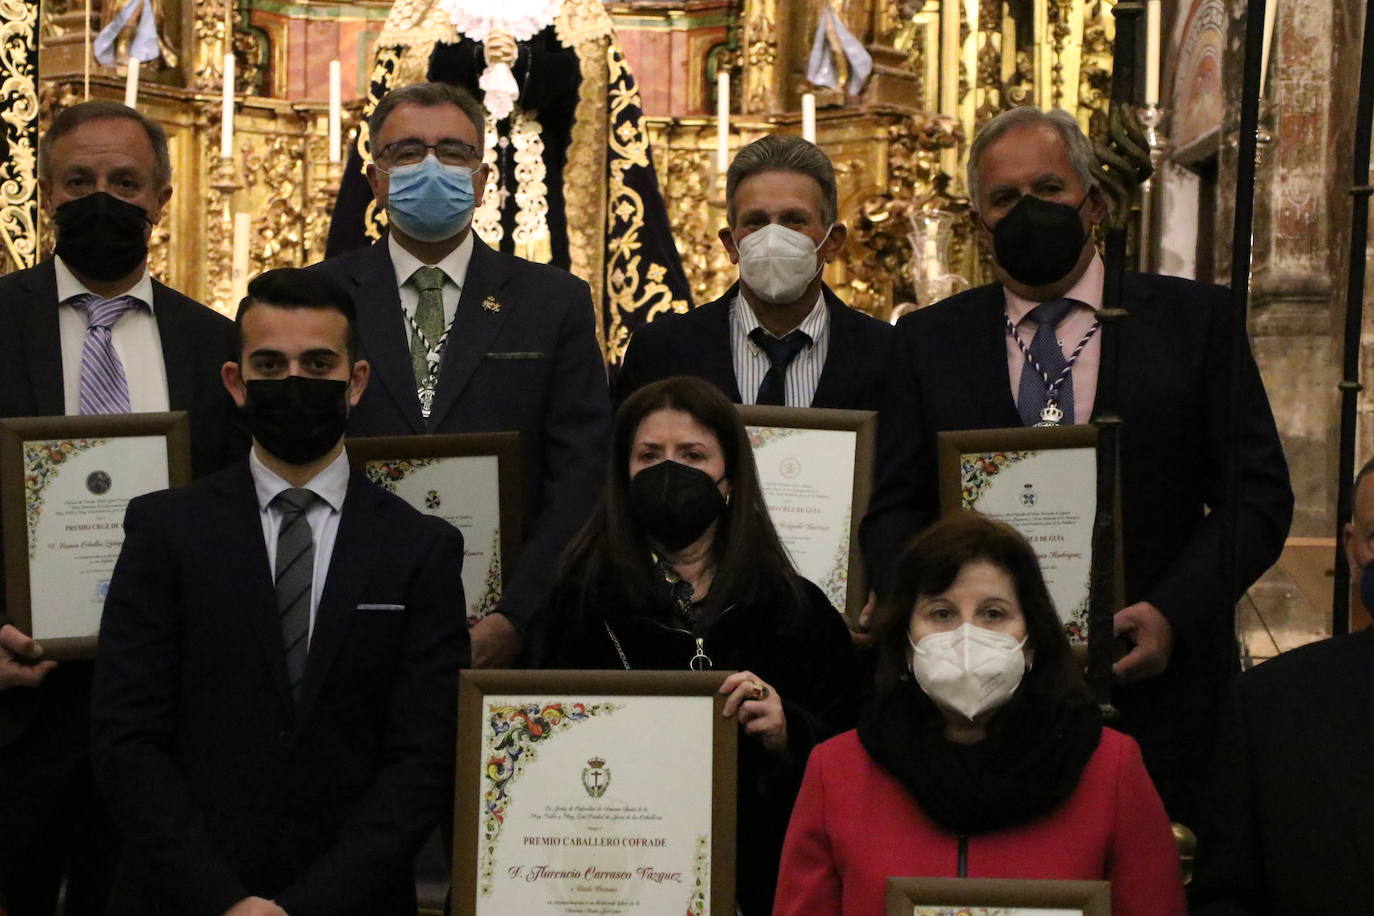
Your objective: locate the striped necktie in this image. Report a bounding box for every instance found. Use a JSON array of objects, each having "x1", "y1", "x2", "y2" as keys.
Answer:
[
  {"x1": 273, "y1": 488, "x2": 317, "y2": 704},
  {"x1": 72, "y1": 294, "x2": 141, "y2": 415}
]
